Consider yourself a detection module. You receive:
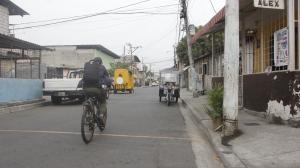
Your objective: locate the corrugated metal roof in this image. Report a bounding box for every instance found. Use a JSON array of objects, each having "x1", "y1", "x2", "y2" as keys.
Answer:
[
  {"x1": 191, "y1": 7, "x2": 225, "y2": 44},
  {"x1": 0, "y1": 0, "x2": 28, "y2": 16},
  {"x1": 0, "y1": 34, "x2": 48, "y2": 50},
  {"x1": 76, "y1": 45, "x2": 120, "y2": 59},
  {"x1": 44, "y1": 44, "x2": 120, "y2": 59}
]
